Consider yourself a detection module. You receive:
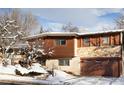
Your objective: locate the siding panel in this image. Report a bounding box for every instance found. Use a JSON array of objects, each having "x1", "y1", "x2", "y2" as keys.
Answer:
[{"x1": 28, "y1": 36, "x2": 75, "y2": 58}]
